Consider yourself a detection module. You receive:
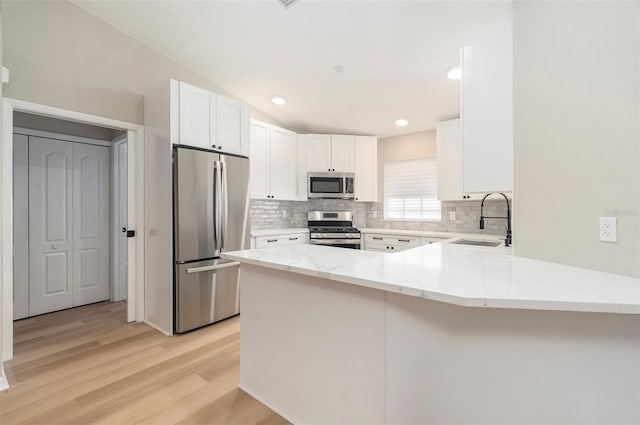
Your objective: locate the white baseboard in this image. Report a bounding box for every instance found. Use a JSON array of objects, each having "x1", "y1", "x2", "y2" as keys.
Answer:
[
  {"x1": 142, "y1": 320, "x2": 173, "y2": 336},
  {"x1": 239, "y1": 383, "x2": 298, "y2": 424},
  {"x1": 0, "y1": 363, "x2": 9, "y2": 391}
]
